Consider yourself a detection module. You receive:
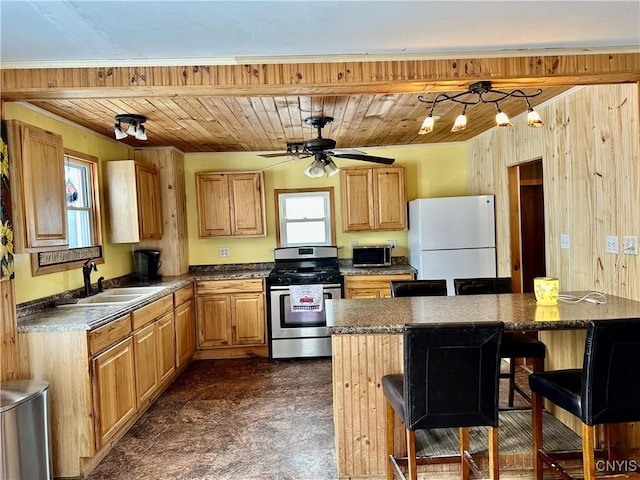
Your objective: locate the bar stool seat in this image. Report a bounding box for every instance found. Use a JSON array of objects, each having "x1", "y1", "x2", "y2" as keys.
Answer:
[
  {"x1": 382, "y1": 322, "x2": 504, "y2": 480},
  {"x1": 529, "y1": 318, "x2": 640, "y2": 480}
]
